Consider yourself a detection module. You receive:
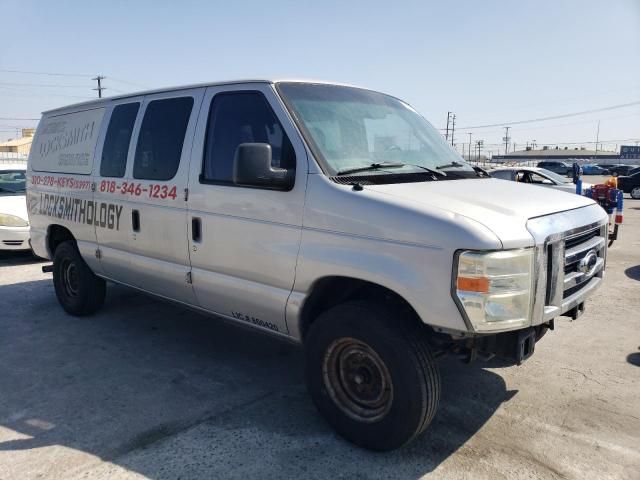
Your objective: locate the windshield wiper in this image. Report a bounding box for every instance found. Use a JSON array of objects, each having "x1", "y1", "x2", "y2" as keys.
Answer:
[
  {"x1": 336, "y1": 162, "x2": 406, "y2": 176},
  {"x1": 436, "y1": 161, "x2": 465, "y2": 170},
  {"x1": 403, "y1": 164, "x2": 447, "y2": 177}
]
